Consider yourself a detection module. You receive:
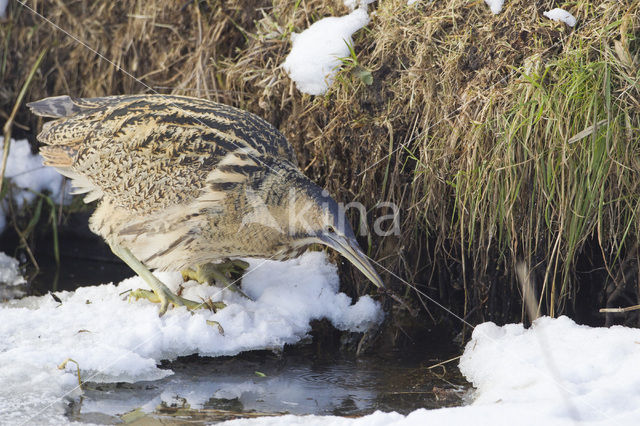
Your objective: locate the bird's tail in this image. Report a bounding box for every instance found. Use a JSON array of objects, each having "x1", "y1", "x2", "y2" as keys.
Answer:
[
  {"x1": 28, "y1": 95, "x2": 106, "y2": 200},
  {"x1": 27, "y1": 96, "x2": 91, "y2": 166},
  {"x1": 27, "y1": 95, "x2": 83, "y2": 118},
  {"x1": 27, "y1": 95, "x2": 116, "y2": 149}
]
